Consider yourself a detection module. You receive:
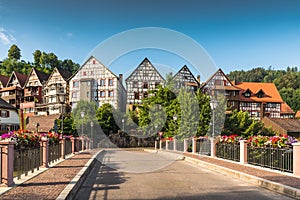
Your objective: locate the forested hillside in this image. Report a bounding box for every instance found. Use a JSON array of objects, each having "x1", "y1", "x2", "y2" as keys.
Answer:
[
  {"x1": 227, "y1": 66, "x2": 300, "y2": 112},
  {"x1": 0, "y1": 44, "x2": 80, "y2": 76}
]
